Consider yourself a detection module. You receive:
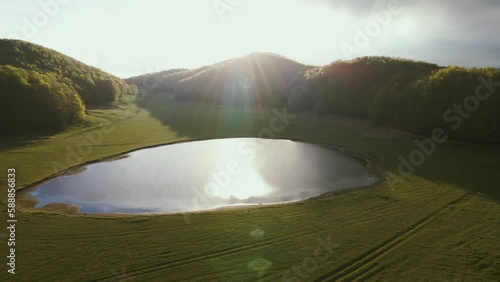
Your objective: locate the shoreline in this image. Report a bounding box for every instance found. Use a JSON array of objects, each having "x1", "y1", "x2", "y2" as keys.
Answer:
[{"x1": 18, "y1": 137, "x2": 386, "y2": 217}]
